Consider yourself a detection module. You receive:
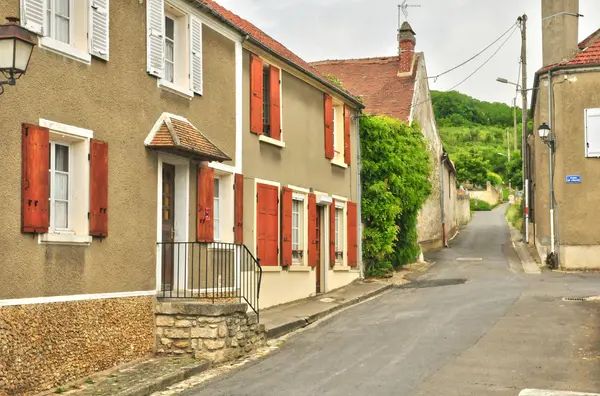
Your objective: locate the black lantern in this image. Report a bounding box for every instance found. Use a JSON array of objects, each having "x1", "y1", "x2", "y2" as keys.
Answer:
[{"x1": 0, "y1": 17, "x2": 36, "y2": 94}]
